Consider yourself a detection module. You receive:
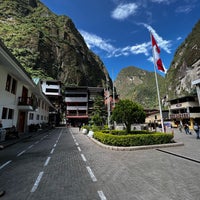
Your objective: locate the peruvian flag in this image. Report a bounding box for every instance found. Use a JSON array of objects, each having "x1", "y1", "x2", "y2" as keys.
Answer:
[{"x1": 151, "y1": 33, "x2": 166, "y2": 73}]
